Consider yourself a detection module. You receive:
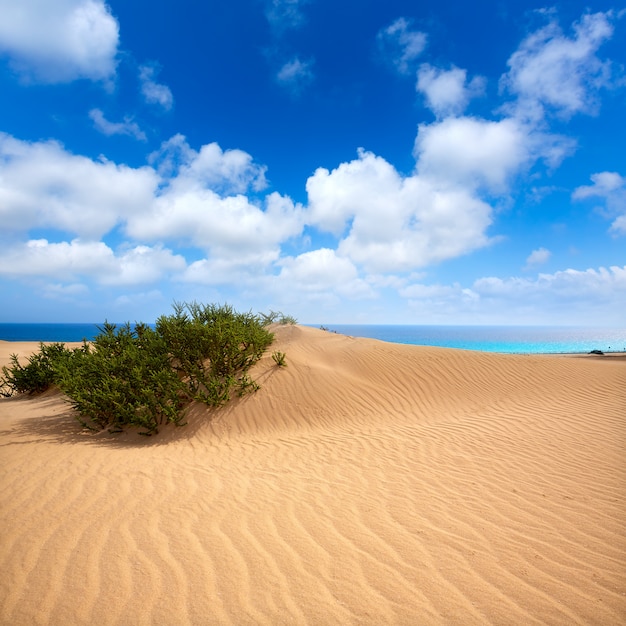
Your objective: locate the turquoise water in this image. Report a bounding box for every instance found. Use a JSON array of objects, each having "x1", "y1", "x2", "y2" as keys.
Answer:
[
  {"x1": 313, "y1": 325, "x2": 626, "y2": 354},
  {"x1": 0, "y1": 323, "x2": 624, "y2": 354}
]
